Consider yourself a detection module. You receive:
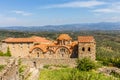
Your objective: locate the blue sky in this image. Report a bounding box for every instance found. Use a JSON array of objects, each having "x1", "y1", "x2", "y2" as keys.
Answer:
[{"x1": 0, "y1": 0, "x2": 120, "y2": 26}]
